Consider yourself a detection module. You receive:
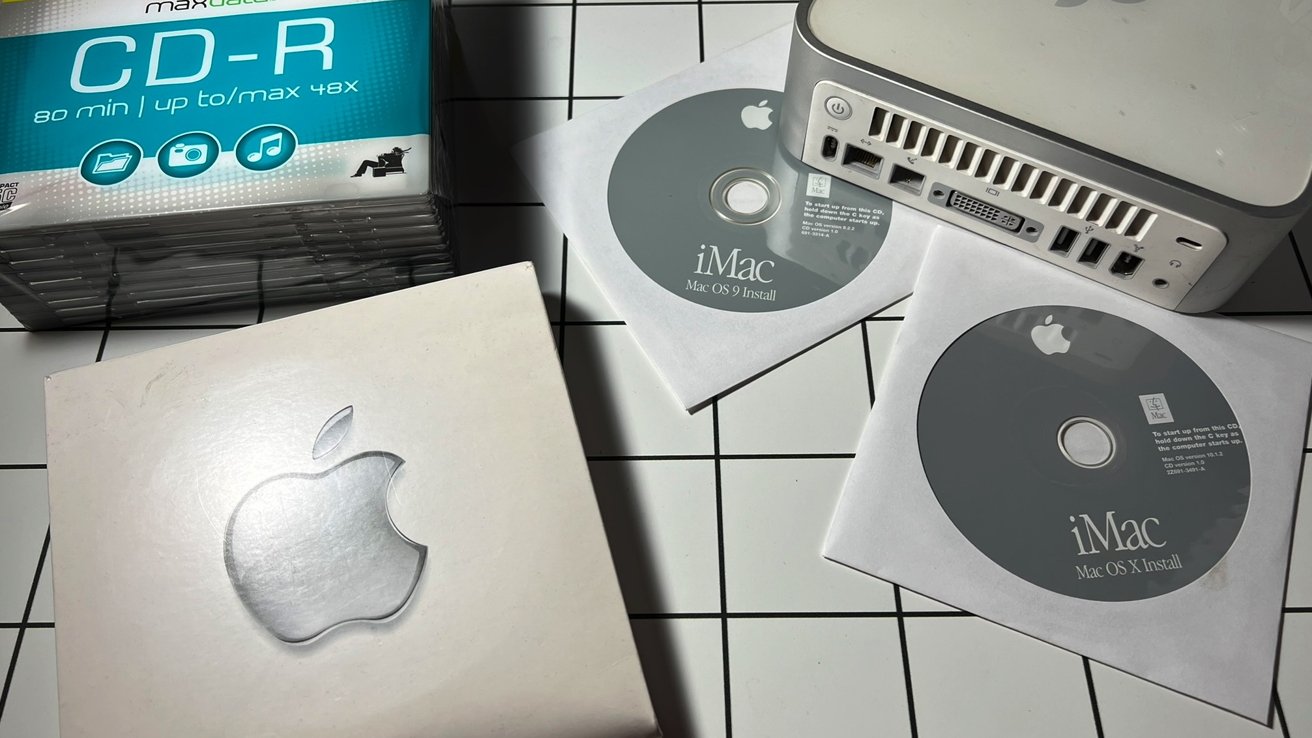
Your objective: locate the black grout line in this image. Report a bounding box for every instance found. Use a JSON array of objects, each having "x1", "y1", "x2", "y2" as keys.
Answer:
[
  {"x1": 1275, "y1": 690, "x2": 1291, "y2": 738},
  {"x1": 0, "y1": 327, "x2": 105, "y2": 334},
  {"x1": 696, "y1": 0, "x2": 705, "y2": 64},
  {"x1": 556, "y1": 0, "x2": 577, "y2": 361},
  {"x1": 893, "y1": 587, "x2": 920, "y2": 738},
  {"x1": 0, "y1": 329, "x2": 108, "y2": 720},
  {"x1": 611, "y1": 604, "x2": 1312, "y2": 614},
  {"x1": 628, "y1": 607, "x2": 1312, "y2": 618},
  {"x1": 17, "y1": 305, "x2": 1312, "y2": 335},
  {"x1": 711, "y1": 398, "x2": 733, "y2": 738},
  {"x1": 630, "y1": 613, "x2": 722, "y2": 620},
  {"x1": 1290, "y1": 230, "x2": 1312, "y2": 301},
  {"x1": 75, "y1": 319, "x2": 526, "y2": 331},
  {"x1": 450, "y1": 95, "x2": 621, "y2": 102},
  {"x1": 860, "y1": 321, "x2": 876, "y2": 406},
  {"x1": 629, "y1": 611, "x2": 976, "y2": 620},
  {"x1": 587, "y1": 453, "x2": 856, "y2": 461},
  {"x1": 84, "y1": 324, "x2": 251, "y2": 332},
  {"x1": 255, "y1": 255, "x2": 267, "y2": 325},
  {"x1": 0, "y1": 529, "x2": 49, "y2": 722},
  {"x1": 0, "y1": 624, "x2": 51, "y2": 630},
  {"x1": 94, "y1": 327, "x2": 111, "y2": 362},
  {"x1": 588, "y1": 455, "x2": 717, "y2": 462},
  {"x1": 558, "y1": 238, "x2": 570, "y2": 361},
  {"x1": 1220, "y1": 310, "x2": 1312, "y2": 317},
  {"x1": 863, "y1": 311, "x2": 920, "y2": 737},
  {"x1": 0, "y1": 465, "x2": 46, "y2": 471},
  {"x1": 1083, "y1": 657, "x2": 1106, "y2": 738}
]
